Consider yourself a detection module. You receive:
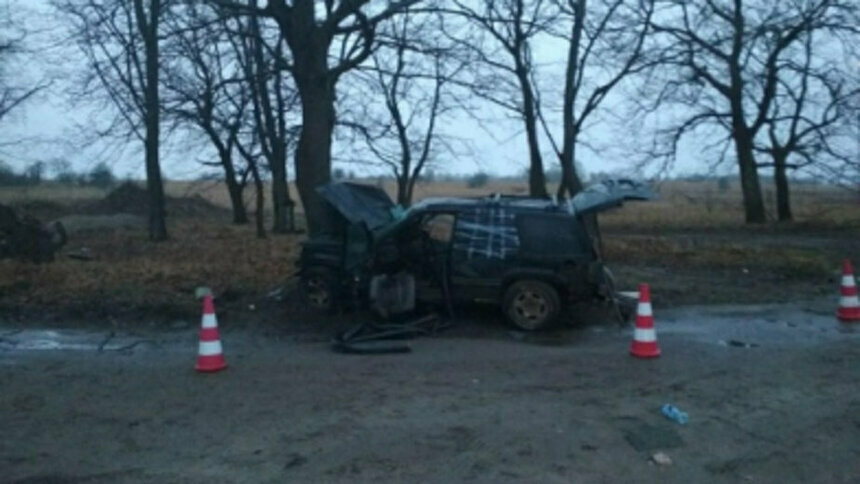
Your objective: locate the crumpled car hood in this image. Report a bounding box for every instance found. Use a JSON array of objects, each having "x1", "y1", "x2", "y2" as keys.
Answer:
[{"x1": 316, "y1": 182, "x2": 401, "y2": 232}]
